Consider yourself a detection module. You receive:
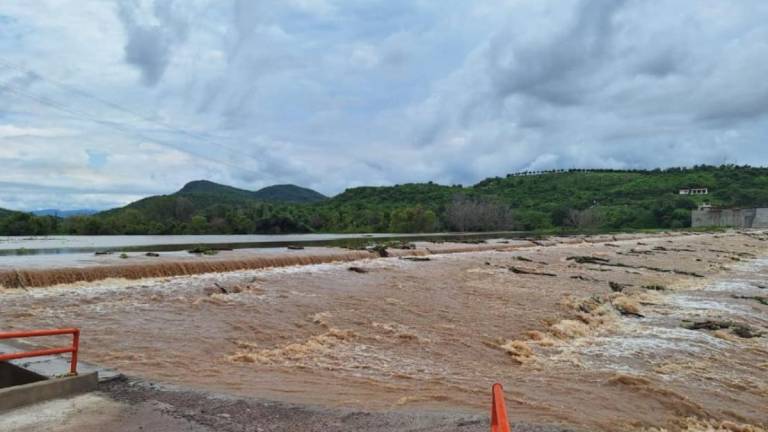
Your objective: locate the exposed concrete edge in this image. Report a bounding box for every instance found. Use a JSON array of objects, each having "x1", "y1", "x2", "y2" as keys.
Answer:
[
  {"x1": 1, "y1": 341, "x2": 122, "y2": 382},
  {"x1": 0, "y1": 371, "x2": 98, "y2": 412}
]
